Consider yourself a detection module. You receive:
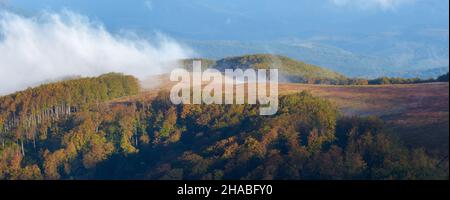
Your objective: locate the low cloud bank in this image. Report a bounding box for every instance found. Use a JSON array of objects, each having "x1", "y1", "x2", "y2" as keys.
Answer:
[{"x1": 0, "y1": 10, "x2": 194, "y2": 95}]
